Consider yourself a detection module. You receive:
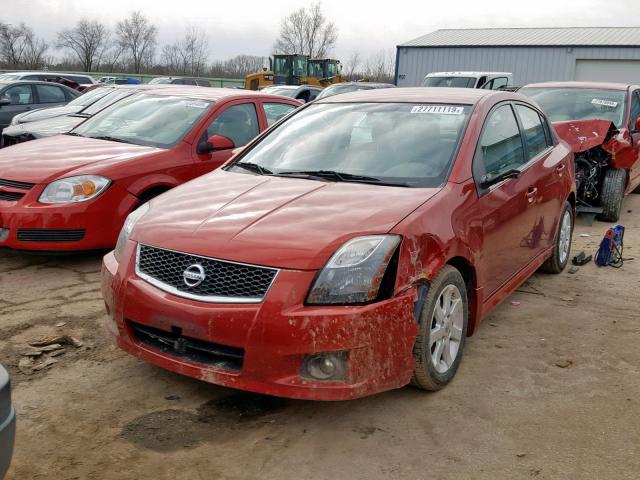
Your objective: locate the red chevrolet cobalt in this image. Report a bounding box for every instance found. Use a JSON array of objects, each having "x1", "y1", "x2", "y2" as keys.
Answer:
[
  {"x1": 0, "y1": 87, "x2": 299, "y2": 251},
  {"x1": 102, "y1": 88, "x2": 576, "y2": 400}
]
